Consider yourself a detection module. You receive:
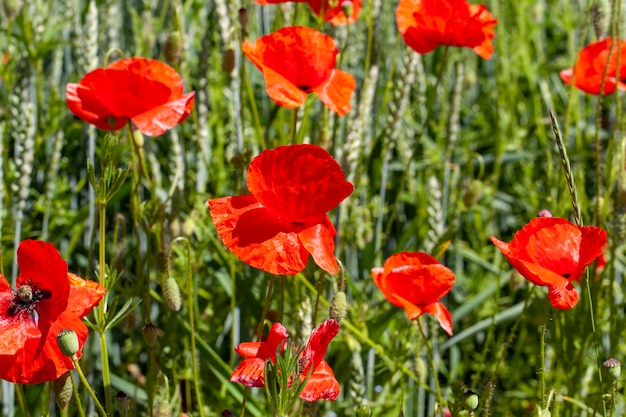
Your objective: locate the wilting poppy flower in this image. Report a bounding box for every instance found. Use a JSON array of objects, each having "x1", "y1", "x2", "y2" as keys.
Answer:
[
  {"x1": 208, "y1": 144, "x2": 354, "y2": 275},
  {"x1": 560, "y1": 37, "x2": 626, "y2": 95},
  {"x1": 372, "y1": 252, "x2": 455, "y2": 336},
  {"x1": 230, "y1": 322, "x2": 289, "y2": 387},
  {"x1": 0, "y1": 240, "x2": 106, "y2": 384},
  {"x1": 242, "y1": 26, "x2": 356, "y2": 115},
  {"x1": 231, "y1": 319, "x2": 340, "y2": 402},
  {"x1": 255, "y1": 0, "x2": 362, "y2": 25},
  {"x1": 66, "y1": 57, "x2": 195, "y2": 136},
  {"x1": 396, "y1": 0, "x2": 497, "y2": 59},
  {"x1": 490, "y1": 217, "x2": 607, "y2": 310}
]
